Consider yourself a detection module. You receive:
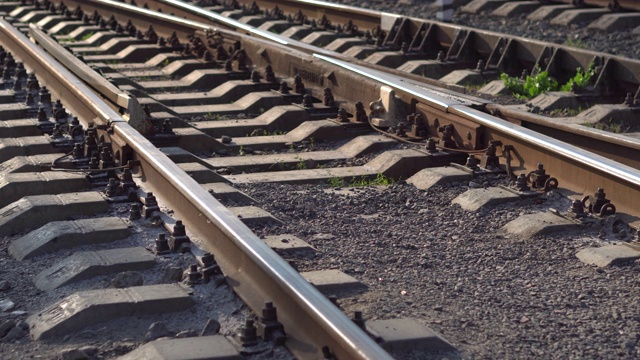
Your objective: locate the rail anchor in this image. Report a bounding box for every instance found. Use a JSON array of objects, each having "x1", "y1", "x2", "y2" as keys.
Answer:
[{"x1": 582, "y1": 188, "x2": 616, "y2": 217}]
